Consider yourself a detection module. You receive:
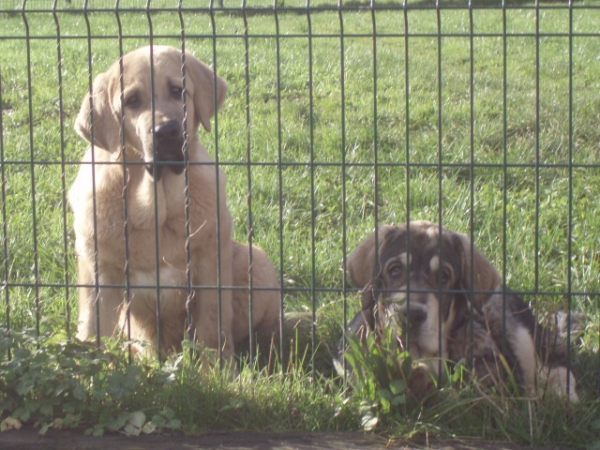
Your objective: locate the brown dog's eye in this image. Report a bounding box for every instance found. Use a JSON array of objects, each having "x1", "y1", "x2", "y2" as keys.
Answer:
[
  {"x1": 170, "y1": 85, "x2": 184, "y2": 100},
  {"x1": 439, "y1": 267, "x2": 452, "y2": 285},
  {"x1": 387, "y1": 263, "x2": 403, "y2": 278}
]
